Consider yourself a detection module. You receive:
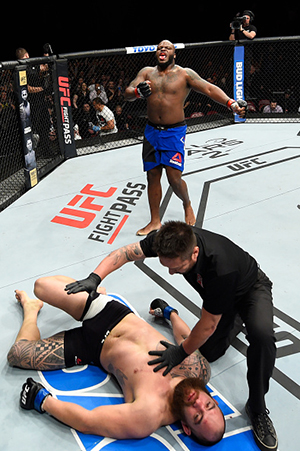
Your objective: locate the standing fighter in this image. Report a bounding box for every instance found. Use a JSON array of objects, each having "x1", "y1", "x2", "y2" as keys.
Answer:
[{"x1": 124, "y1": 40, "x2": 245, "y2": 236}]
